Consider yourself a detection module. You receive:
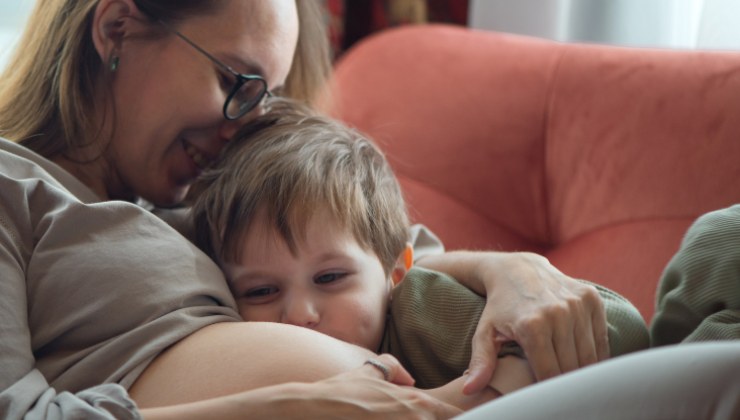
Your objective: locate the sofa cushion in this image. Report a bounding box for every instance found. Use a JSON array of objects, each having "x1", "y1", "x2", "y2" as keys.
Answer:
[{"x1": 326, "y1": 24, "x2": 740, "y2": 322}]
